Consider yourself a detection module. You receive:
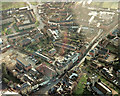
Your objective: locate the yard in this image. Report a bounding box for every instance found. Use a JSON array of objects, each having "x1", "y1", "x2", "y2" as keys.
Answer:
[
  {"x1": 106, "y1": 44, "x2": 117, "y2": 53},
  {"x1": 2, "y1": 28, "x2": 13, "y2": 35},
  {"x1": 73, "y1": 75, "x2": 89, "y2": 95}
]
